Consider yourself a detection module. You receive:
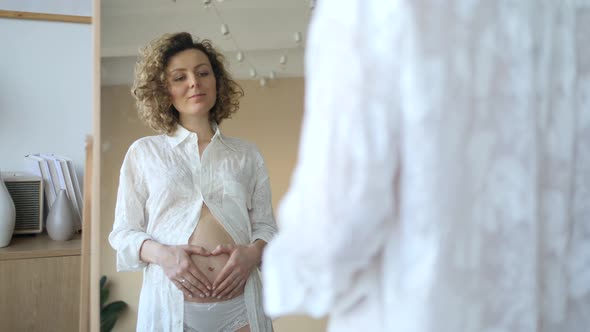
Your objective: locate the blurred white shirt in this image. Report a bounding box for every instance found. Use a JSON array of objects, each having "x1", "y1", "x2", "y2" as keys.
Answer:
[{"x1": 262, "y1": 1, "x2": 590, "y2": 331}]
